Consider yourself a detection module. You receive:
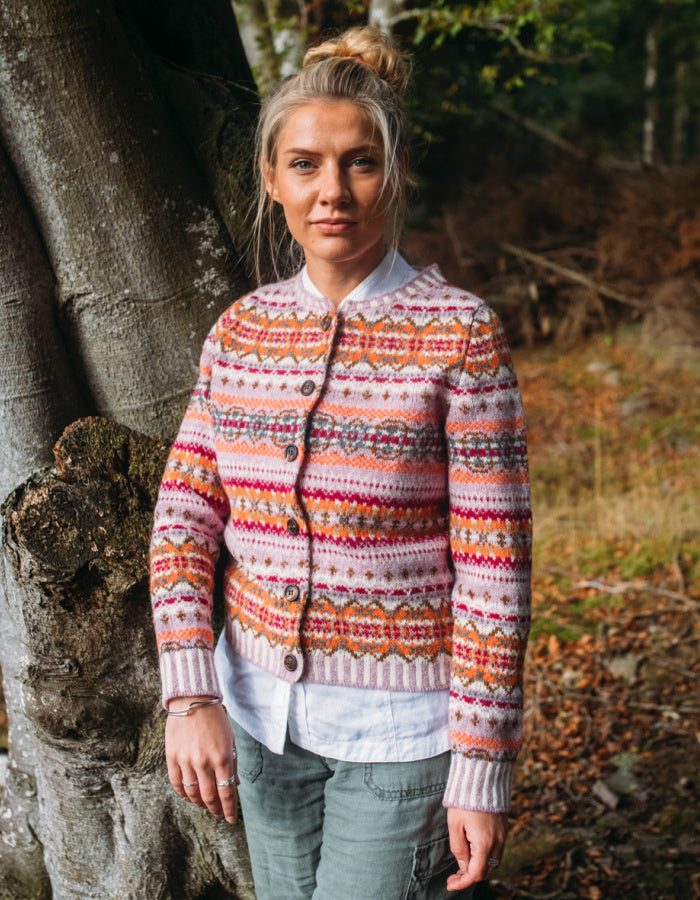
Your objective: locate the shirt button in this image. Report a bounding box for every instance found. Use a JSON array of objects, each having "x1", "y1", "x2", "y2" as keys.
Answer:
[
  {"x1": 286, "y1": 518, "x2": 300, "y2": 536},
  {"x1": 284, "y1": 444, "x2": 298, "y2": 462},
  {"x1": 284, "y1": 654, "x2": 298, "y2": 672},
  {"x1": 283, "y1": 584, "x2": 300, "y2": 602},
  {"x1": 300, "y1": 380, "x2": 315, "y2": 396},
  {"x1": 321, "y1": 314, "x2": 332, "y2": 331}
]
